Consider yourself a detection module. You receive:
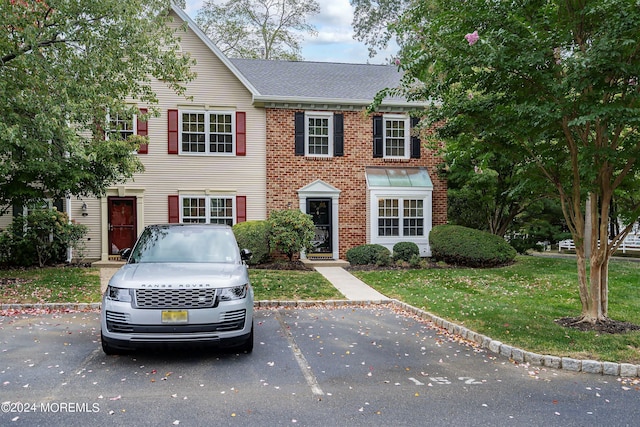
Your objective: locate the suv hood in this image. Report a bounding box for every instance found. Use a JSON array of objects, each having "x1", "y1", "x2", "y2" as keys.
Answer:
[{"x1": 108, "y1": 263, "x2": 249, "y2": 289}]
